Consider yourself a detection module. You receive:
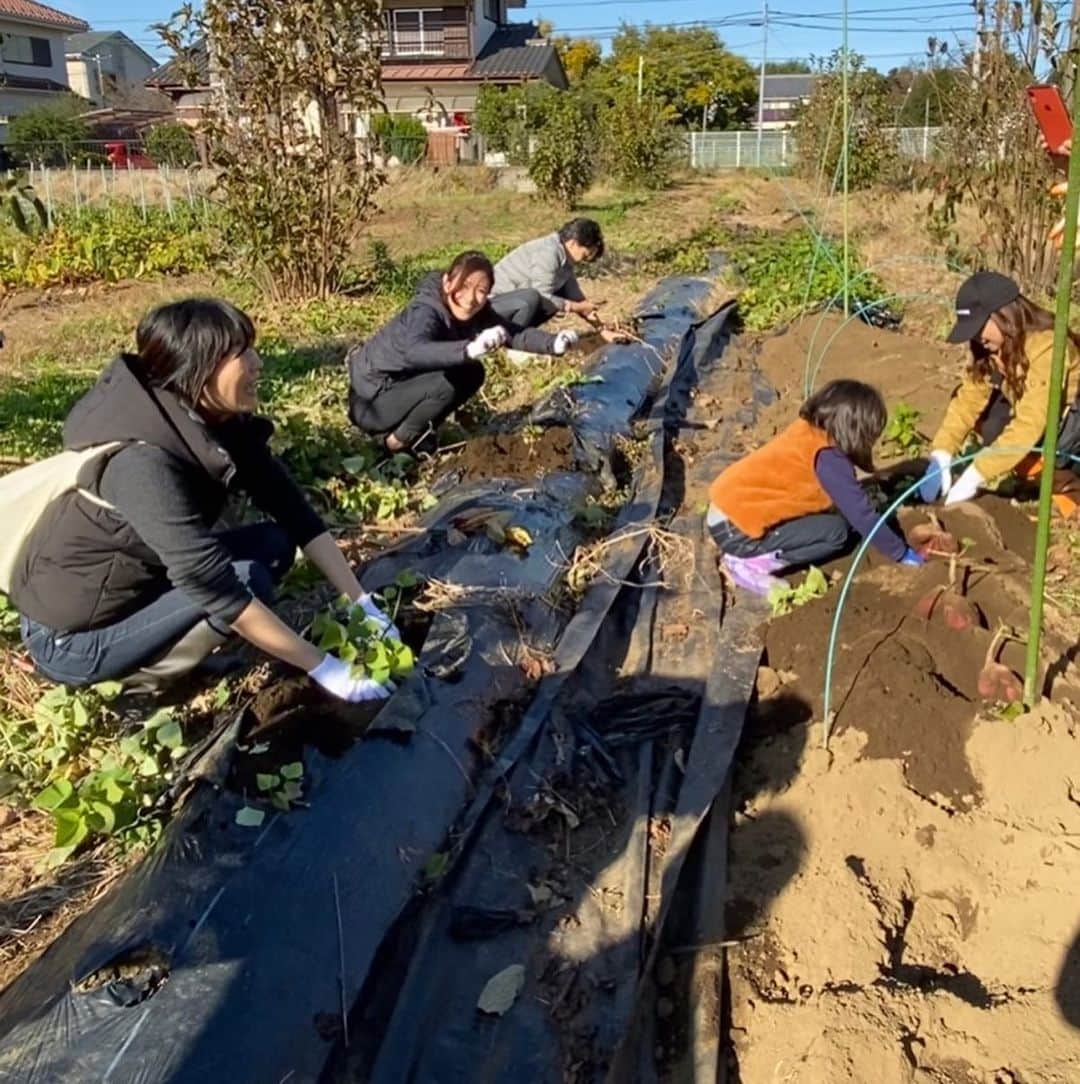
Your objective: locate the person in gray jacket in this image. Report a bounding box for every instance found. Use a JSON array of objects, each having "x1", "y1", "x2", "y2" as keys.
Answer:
[{"x1": 490, "y1": 218, "x2": 621, "y2": 342}]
